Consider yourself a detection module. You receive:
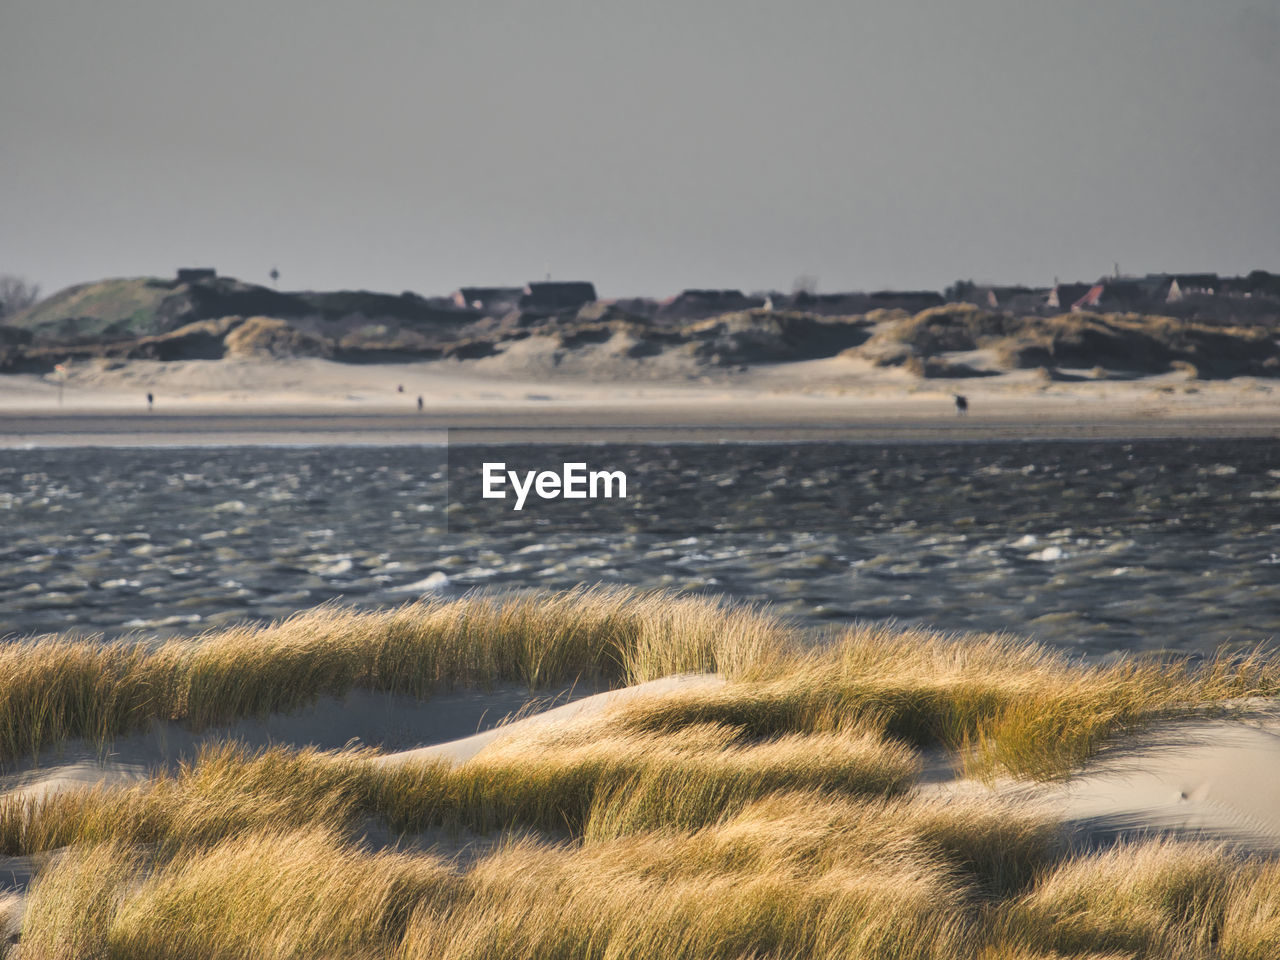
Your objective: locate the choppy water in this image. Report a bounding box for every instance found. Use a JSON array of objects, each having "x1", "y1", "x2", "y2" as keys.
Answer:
[{"x1": 2, "y1": 440, "x2": 1278, "y2": 658}]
